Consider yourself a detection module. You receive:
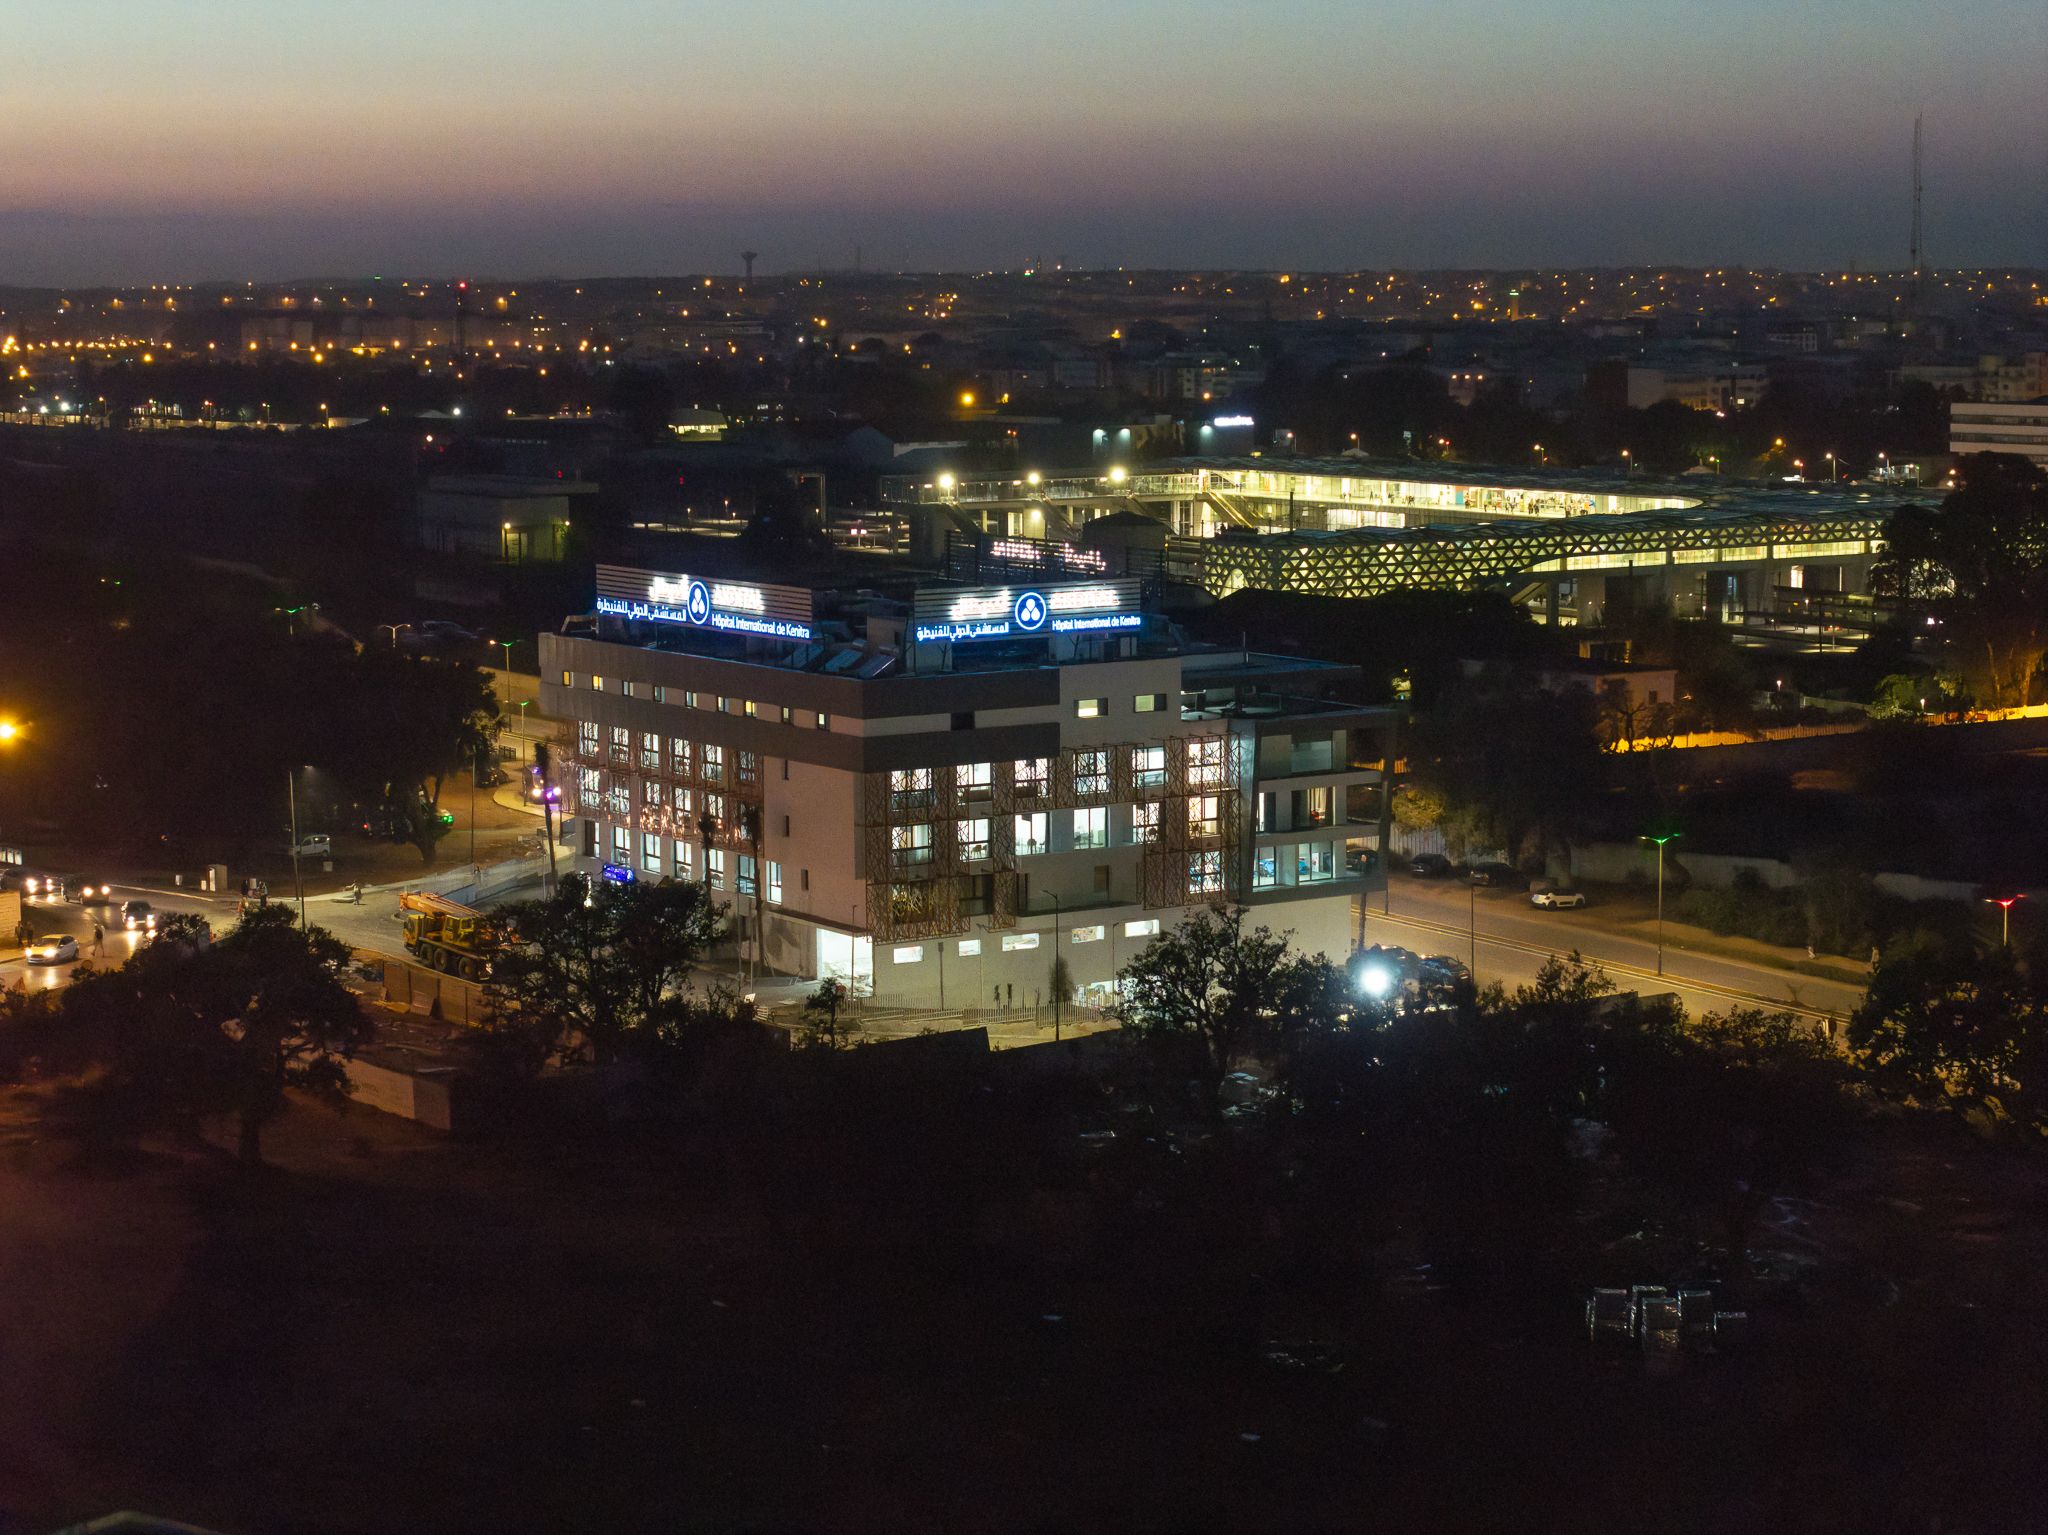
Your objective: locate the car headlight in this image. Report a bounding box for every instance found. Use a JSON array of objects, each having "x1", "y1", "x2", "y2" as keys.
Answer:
[
  {"x1": 24, "y1": 878, "x2": 37, "y2": 893},
  {"x1": 1357, "y1": 964, "x2": 1395, "y2": 1000}
]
